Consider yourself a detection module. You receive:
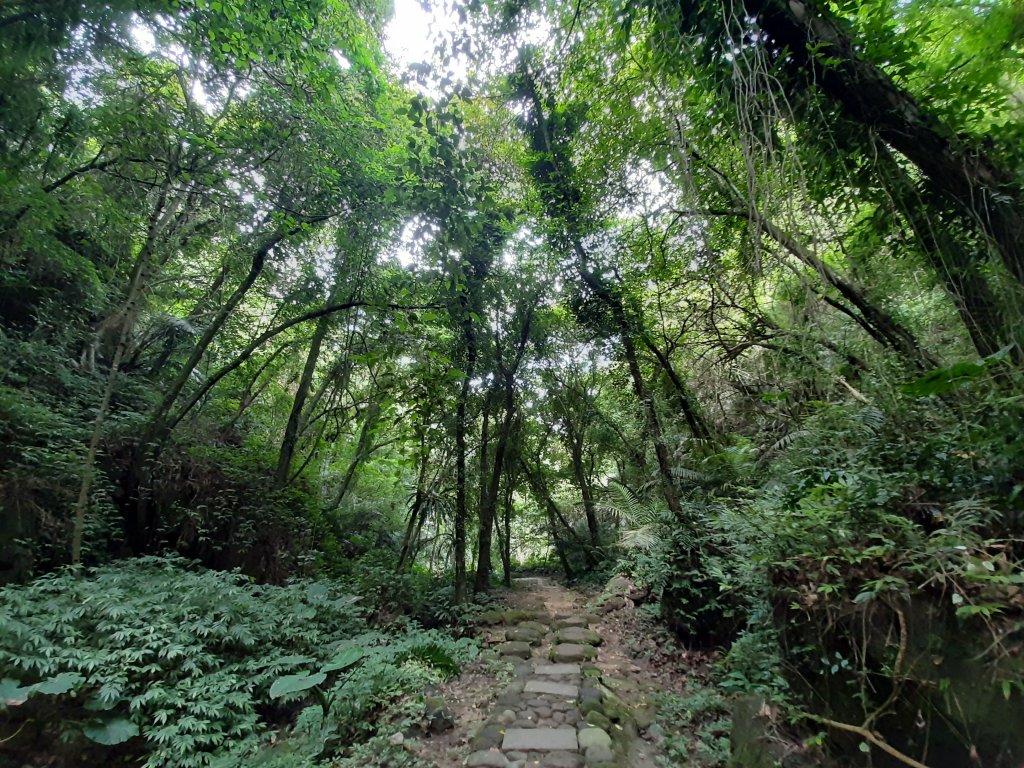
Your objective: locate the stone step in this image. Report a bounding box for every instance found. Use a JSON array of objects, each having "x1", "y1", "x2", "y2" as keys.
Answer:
[
  {"x1": 501, "y1": 727, "x2": 579, "y2": 752},
  {"x1": 532, "y1": 662, "x2": 581, "y2": 676},
  {"x1": 524, "y1": 680, "x2": 579, "y2": 697},
  {"x1": 550, "y1": 643, "x2": 596, "y2": 663}
]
